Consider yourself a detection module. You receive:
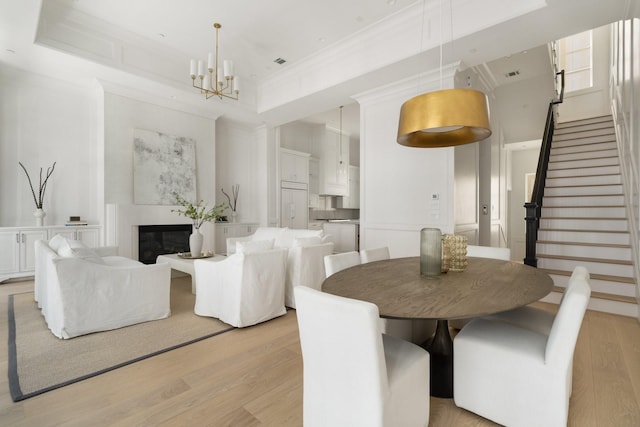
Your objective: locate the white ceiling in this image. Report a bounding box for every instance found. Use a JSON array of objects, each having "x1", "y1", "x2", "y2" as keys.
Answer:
[{"x1": 1, "y1": 0, "x2": 636, "y2": 138}]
